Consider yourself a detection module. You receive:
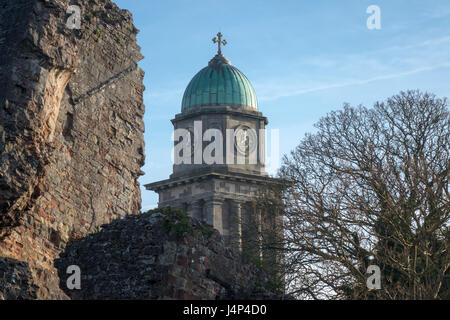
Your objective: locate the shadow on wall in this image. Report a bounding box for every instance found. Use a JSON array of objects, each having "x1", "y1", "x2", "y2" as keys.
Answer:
[{"x1": 0, "y1": 257, "x2": 38, "y2": 300}]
